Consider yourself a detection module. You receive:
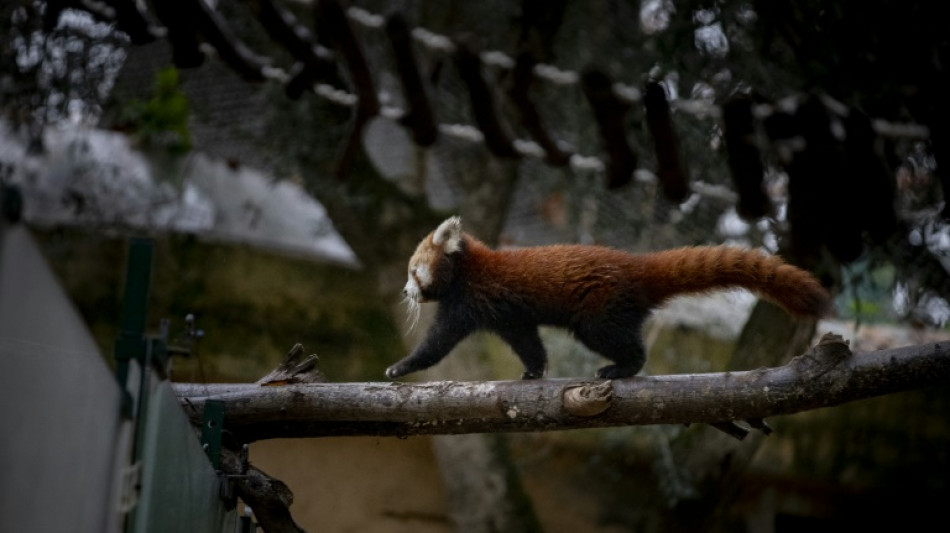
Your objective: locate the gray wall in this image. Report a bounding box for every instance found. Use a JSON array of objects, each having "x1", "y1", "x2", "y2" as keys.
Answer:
[{"x1": 0, "y1": 226, "x2": 128, "y2": 533}]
